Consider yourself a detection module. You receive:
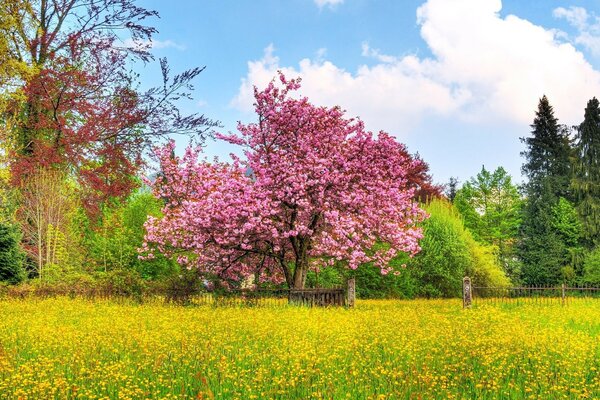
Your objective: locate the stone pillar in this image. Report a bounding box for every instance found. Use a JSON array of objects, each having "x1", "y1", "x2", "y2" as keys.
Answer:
[
  {"x1": 463, "y1": 276, "x2": 472, "y2": 308},
  {"x1": 346, "y1": 278, "x2": 356, "y2": 308}
]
